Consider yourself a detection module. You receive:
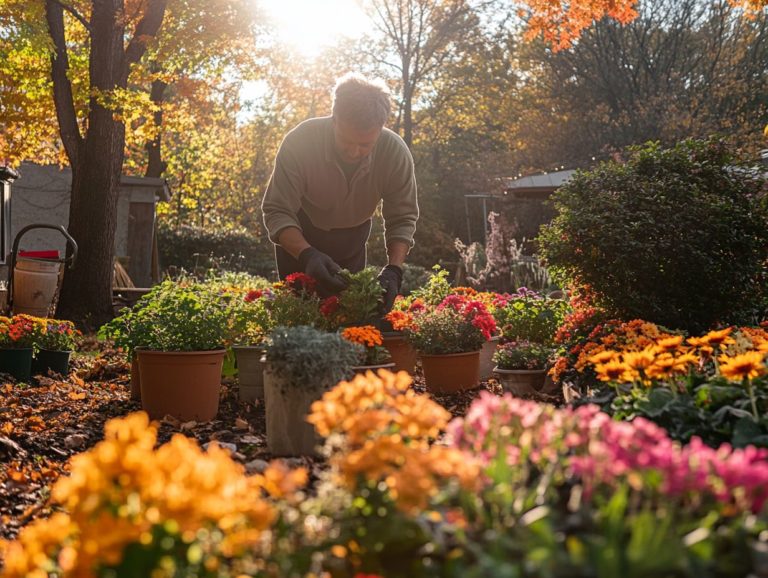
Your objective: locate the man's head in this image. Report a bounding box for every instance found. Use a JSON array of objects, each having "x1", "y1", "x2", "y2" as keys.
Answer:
[{"x1": 332, "y1": 73, "x2": 391, "y2": 163}]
